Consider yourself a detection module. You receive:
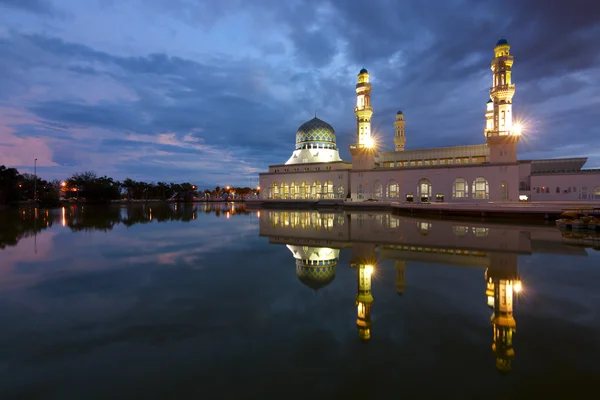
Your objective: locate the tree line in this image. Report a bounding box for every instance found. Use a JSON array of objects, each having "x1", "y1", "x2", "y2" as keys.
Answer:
[{"x1": 0, "y1": 165, "x2": 259, "y2": 206}]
